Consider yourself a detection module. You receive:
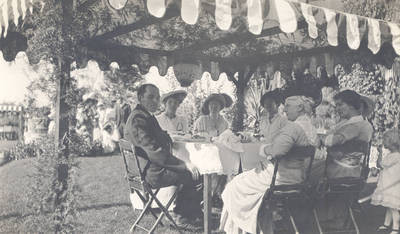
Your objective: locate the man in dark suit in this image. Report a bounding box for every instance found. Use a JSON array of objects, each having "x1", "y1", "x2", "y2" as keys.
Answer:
[{"x1": 124, "y1": 84, "x2": 203, "y2": 229}]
